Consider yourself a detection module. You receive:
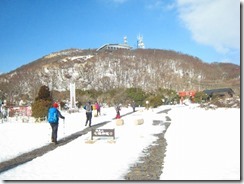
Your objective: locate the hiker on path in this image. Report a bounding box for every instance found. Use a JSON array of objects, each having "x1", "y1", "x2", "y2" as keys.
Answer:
[
  {"x1": 95, "y1": 102, "x2": 101, "y2": 116},
  {"x1": 2, "y1": 106, "x2": 8, "y2": 120},
  {"x1": 84, "y1": 101, "x2": 93, "y2": 127},
  {"x1": 132, "y1": 101, "x2": 136, "y2": 112},
  {"x1": 115, "y1": 104, "x2": 121, "y2": 119},
  {"x1": 47, "y1": 102, "x2": 65, "y2": 144}
]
